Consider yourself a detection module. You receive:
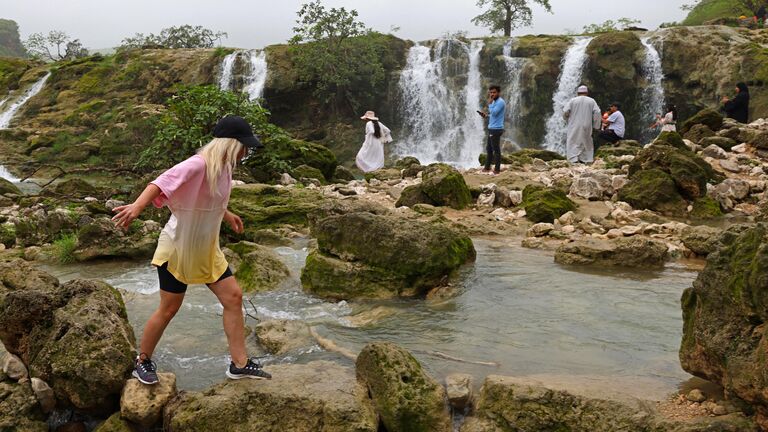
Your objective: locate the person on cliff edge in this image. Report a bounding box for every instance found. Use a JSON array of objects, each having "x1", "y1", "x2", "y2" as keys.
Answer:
[
  {"x1": 112, "y1": 115, "x2": 272, "y2": 385},
  {"x1": 564, "y1": 85, "x2": 601, "y2": 164},
  {"x1": 480, "y1": 85, "x2": 506, "y2": 174}
]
